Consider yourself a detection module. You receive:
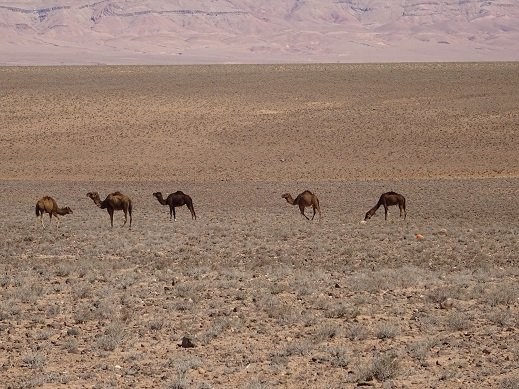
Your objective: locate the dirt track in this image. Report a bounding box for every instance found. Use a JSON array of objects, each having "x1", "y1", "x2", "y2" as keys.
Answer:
[{"x1": 0, "y1": 64, "x2": 518, "y2": 388}]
